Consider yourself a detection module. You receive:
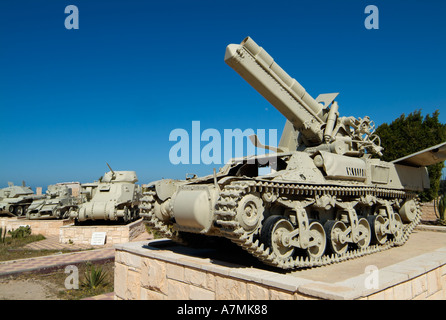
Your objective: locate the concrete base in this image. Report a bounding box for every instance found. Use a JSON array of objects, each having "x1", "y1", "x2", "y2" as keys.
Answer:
[
  {"x1": 114, "y1": 228, "x2": 446, "y2": 300},
  {"x1": 60, "y1": 218, "x2": 145, "y2": 246},
  {"x1": 0, "y1": 217, "x2": 71, "y2": 237}
]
